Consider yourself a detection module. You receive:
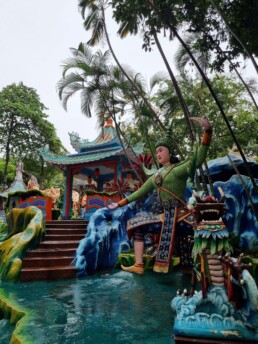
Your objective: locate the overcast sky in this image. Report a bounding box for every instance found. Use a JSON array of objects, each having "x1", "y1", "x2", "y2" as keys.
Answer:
[
  {"x1": 0, "y1": 1, "x2": 255, "y2": 152},
  {"x1": 0, "y1": 0, "x2": 175, "y2": 152}
]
